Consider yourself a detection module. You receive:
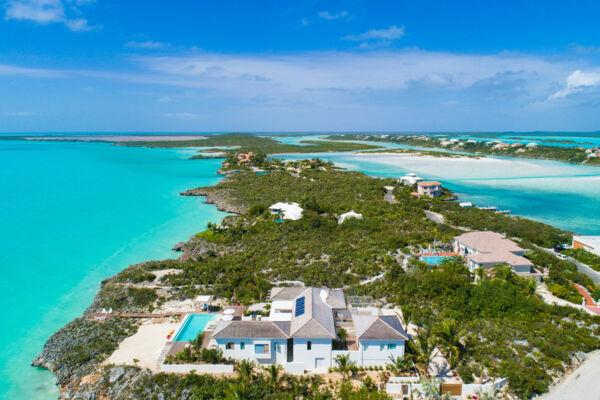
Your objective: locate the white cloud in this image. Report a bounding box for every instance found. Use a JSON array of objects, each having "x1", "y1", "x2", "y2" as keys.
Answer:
[
  {"x1": 342, "y1": 25, "x2": 405, "y2": 46},
  {"x1": 0, "y1": 63, "x2": 63, "y2": 77},
  {"x1": 4, "y1": 0, "x2": 97, "y2": 32},
  {"x1": 317, "y1": 10, "x2": 348, "y2": 20},
  {"x1": 548, "y1": 69, "x2": 600, "y2": 100},
  {"x1": 125, "y1": 40, "x2": 168, "y2": 49},
  {"x1": 158, "y1": 95, "x2": 172, "y2": 103}
]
